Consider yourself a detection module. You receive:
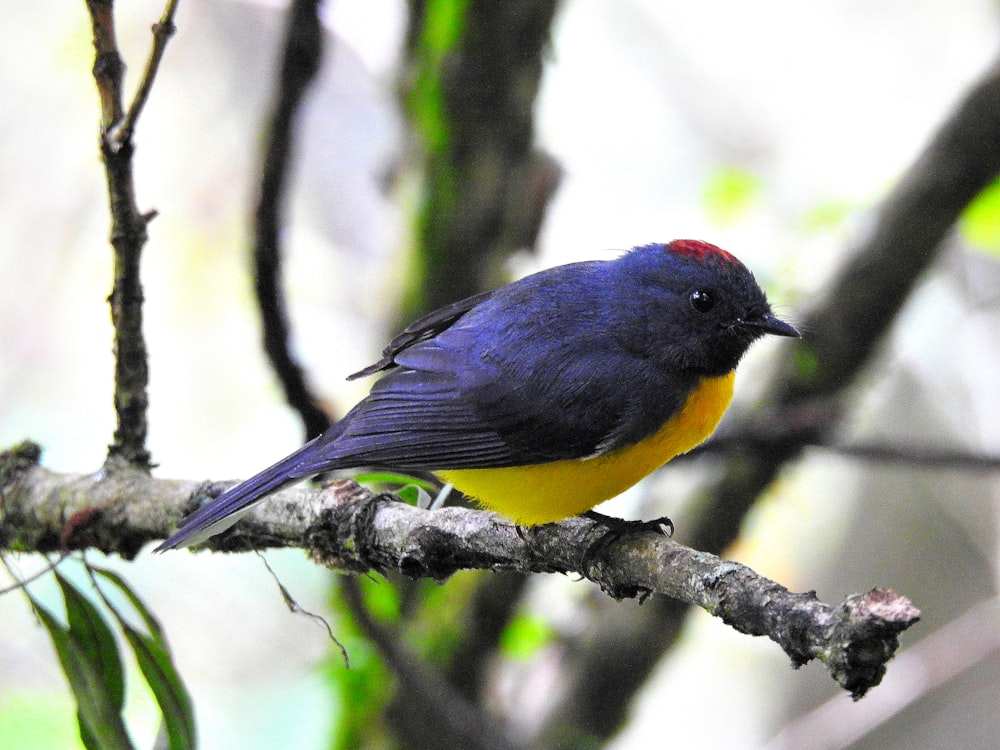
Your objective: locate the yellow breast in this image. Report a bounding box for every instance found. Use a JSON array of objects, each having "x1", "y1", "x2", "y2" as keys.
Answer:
[{"x1": 438, "y1": 370, "x2": 735, "y2": 524}]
